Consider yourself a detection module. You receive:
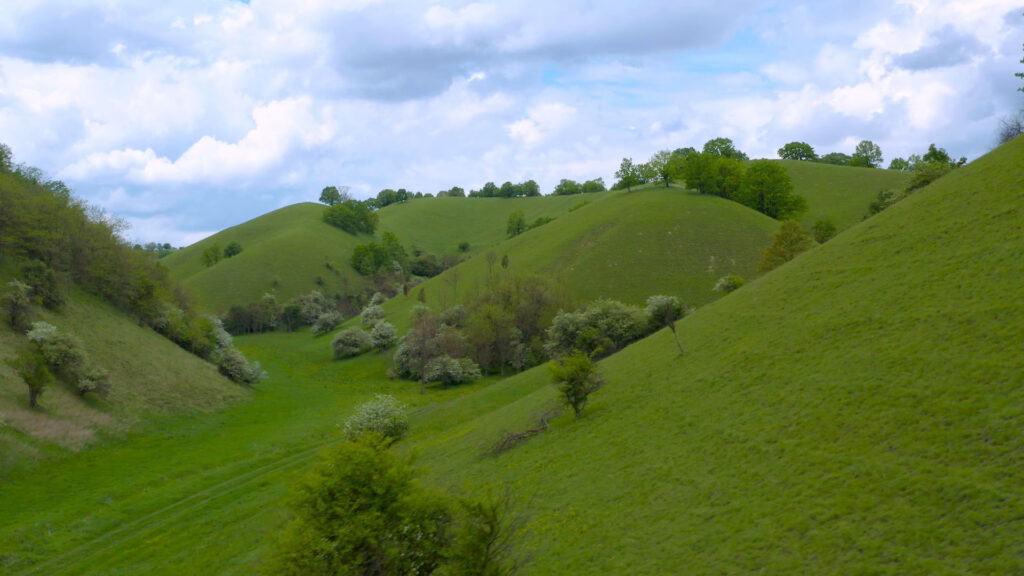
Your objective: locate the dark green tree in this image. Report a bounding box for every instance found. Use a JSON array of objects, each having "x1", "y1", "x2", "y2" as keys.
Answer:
[
  {"x1": 319, "y1": 185, "x2": 346, "y2": 206},
  {"x1": 324, "y1": 200, "x2": 379, "y2": 235},
  {"x1": 553, "y1": 179, "x2": 581, "y2": 195},
  {"x1": 7, "y1": 347, "x2": 54, "y2": 409},
  {"x1": 777, "y1": 142, "x2": 818, "y2": 161},
  {"x1": 736, "y1": 160, "x2": 806, "y2": 219},
  {"x1": 812, "y1": 219, "x2": 837, "y2": 243},
  {"x1": 200, "y1": 244, "x2": 222, "y2": 267},
  {"x1": 266, "y1": 436, "x2": 451, "y2": 576},
  {"x1": 819, "y1": 152, "x2": 851, "y2": 166},
  {"x1": 702, "y1": 137, "x2": 749, "y2": 160},
  {"x1": 223, "y1": 241, "x2": 243, "y2": 258}
]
